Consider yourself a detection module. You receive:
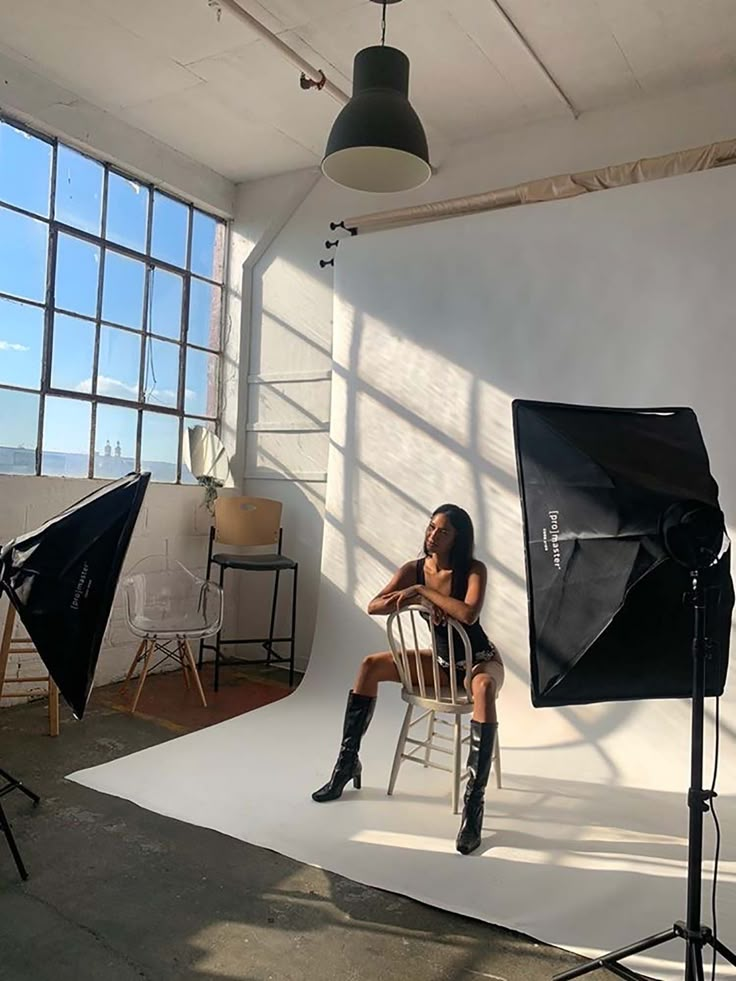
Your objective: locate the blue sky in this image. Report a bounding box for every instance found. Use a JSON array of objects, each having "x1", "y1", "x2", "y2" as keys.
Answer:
[{"x1": 0, "y1": 120, "x2": 222, "y2": 476}]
